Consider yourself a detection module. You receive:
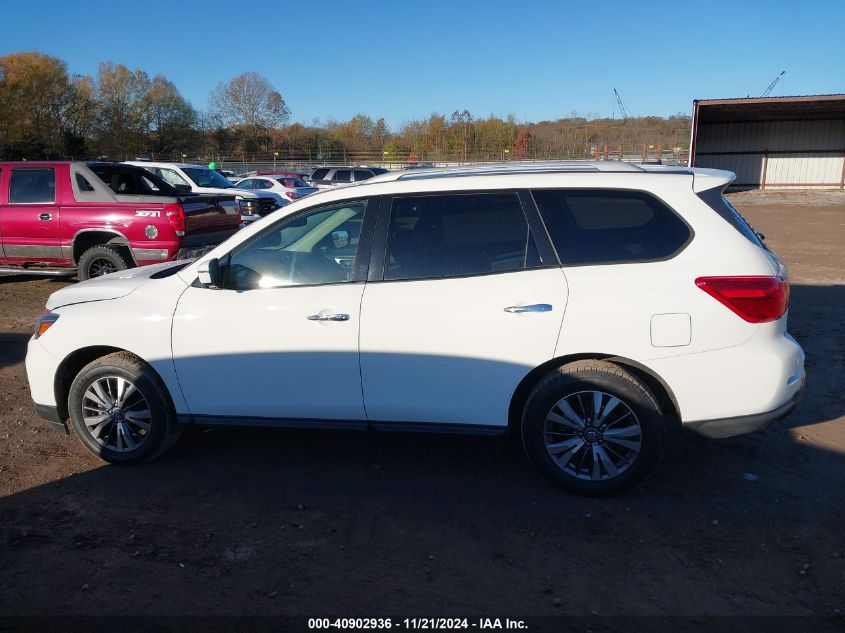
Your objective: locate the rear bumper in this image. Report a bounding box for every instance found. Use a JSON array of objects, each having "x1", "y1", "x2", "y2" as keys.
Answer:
[
  {"x1": 176, "y1": 228, "x2": 240, "y2": 260},
  {"x1": 685, "y1": 375, "x2": 805, "y2": 439},
  {"x1": 181, "y1": 228, "x2": 239, "y2": 248}
]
